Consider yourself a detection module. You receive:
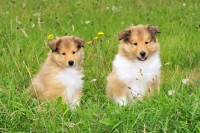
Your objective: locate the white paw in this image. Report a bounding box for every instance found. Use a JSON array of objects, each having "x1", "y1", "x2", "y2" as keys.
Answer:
[
  {"x1": 69, "y1": 100, "x2": 80, "y2": 111},
  {"x1": 114, "y1": 96, "x2": 128, "y2": 106}
]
